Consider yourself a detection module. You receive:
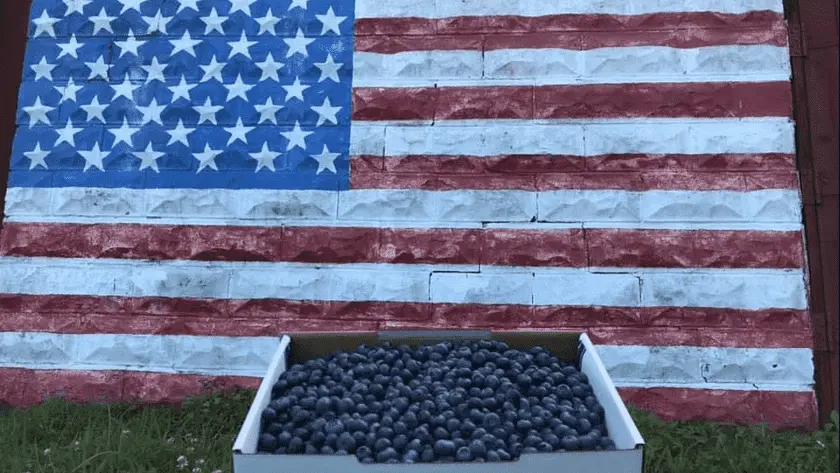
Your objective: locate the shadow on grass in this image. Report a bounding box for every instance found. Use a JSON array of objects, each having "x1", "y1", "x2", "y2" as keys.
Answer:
[{"x1": 0, "y1": 390, "x2": 837, "y2": 473}]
